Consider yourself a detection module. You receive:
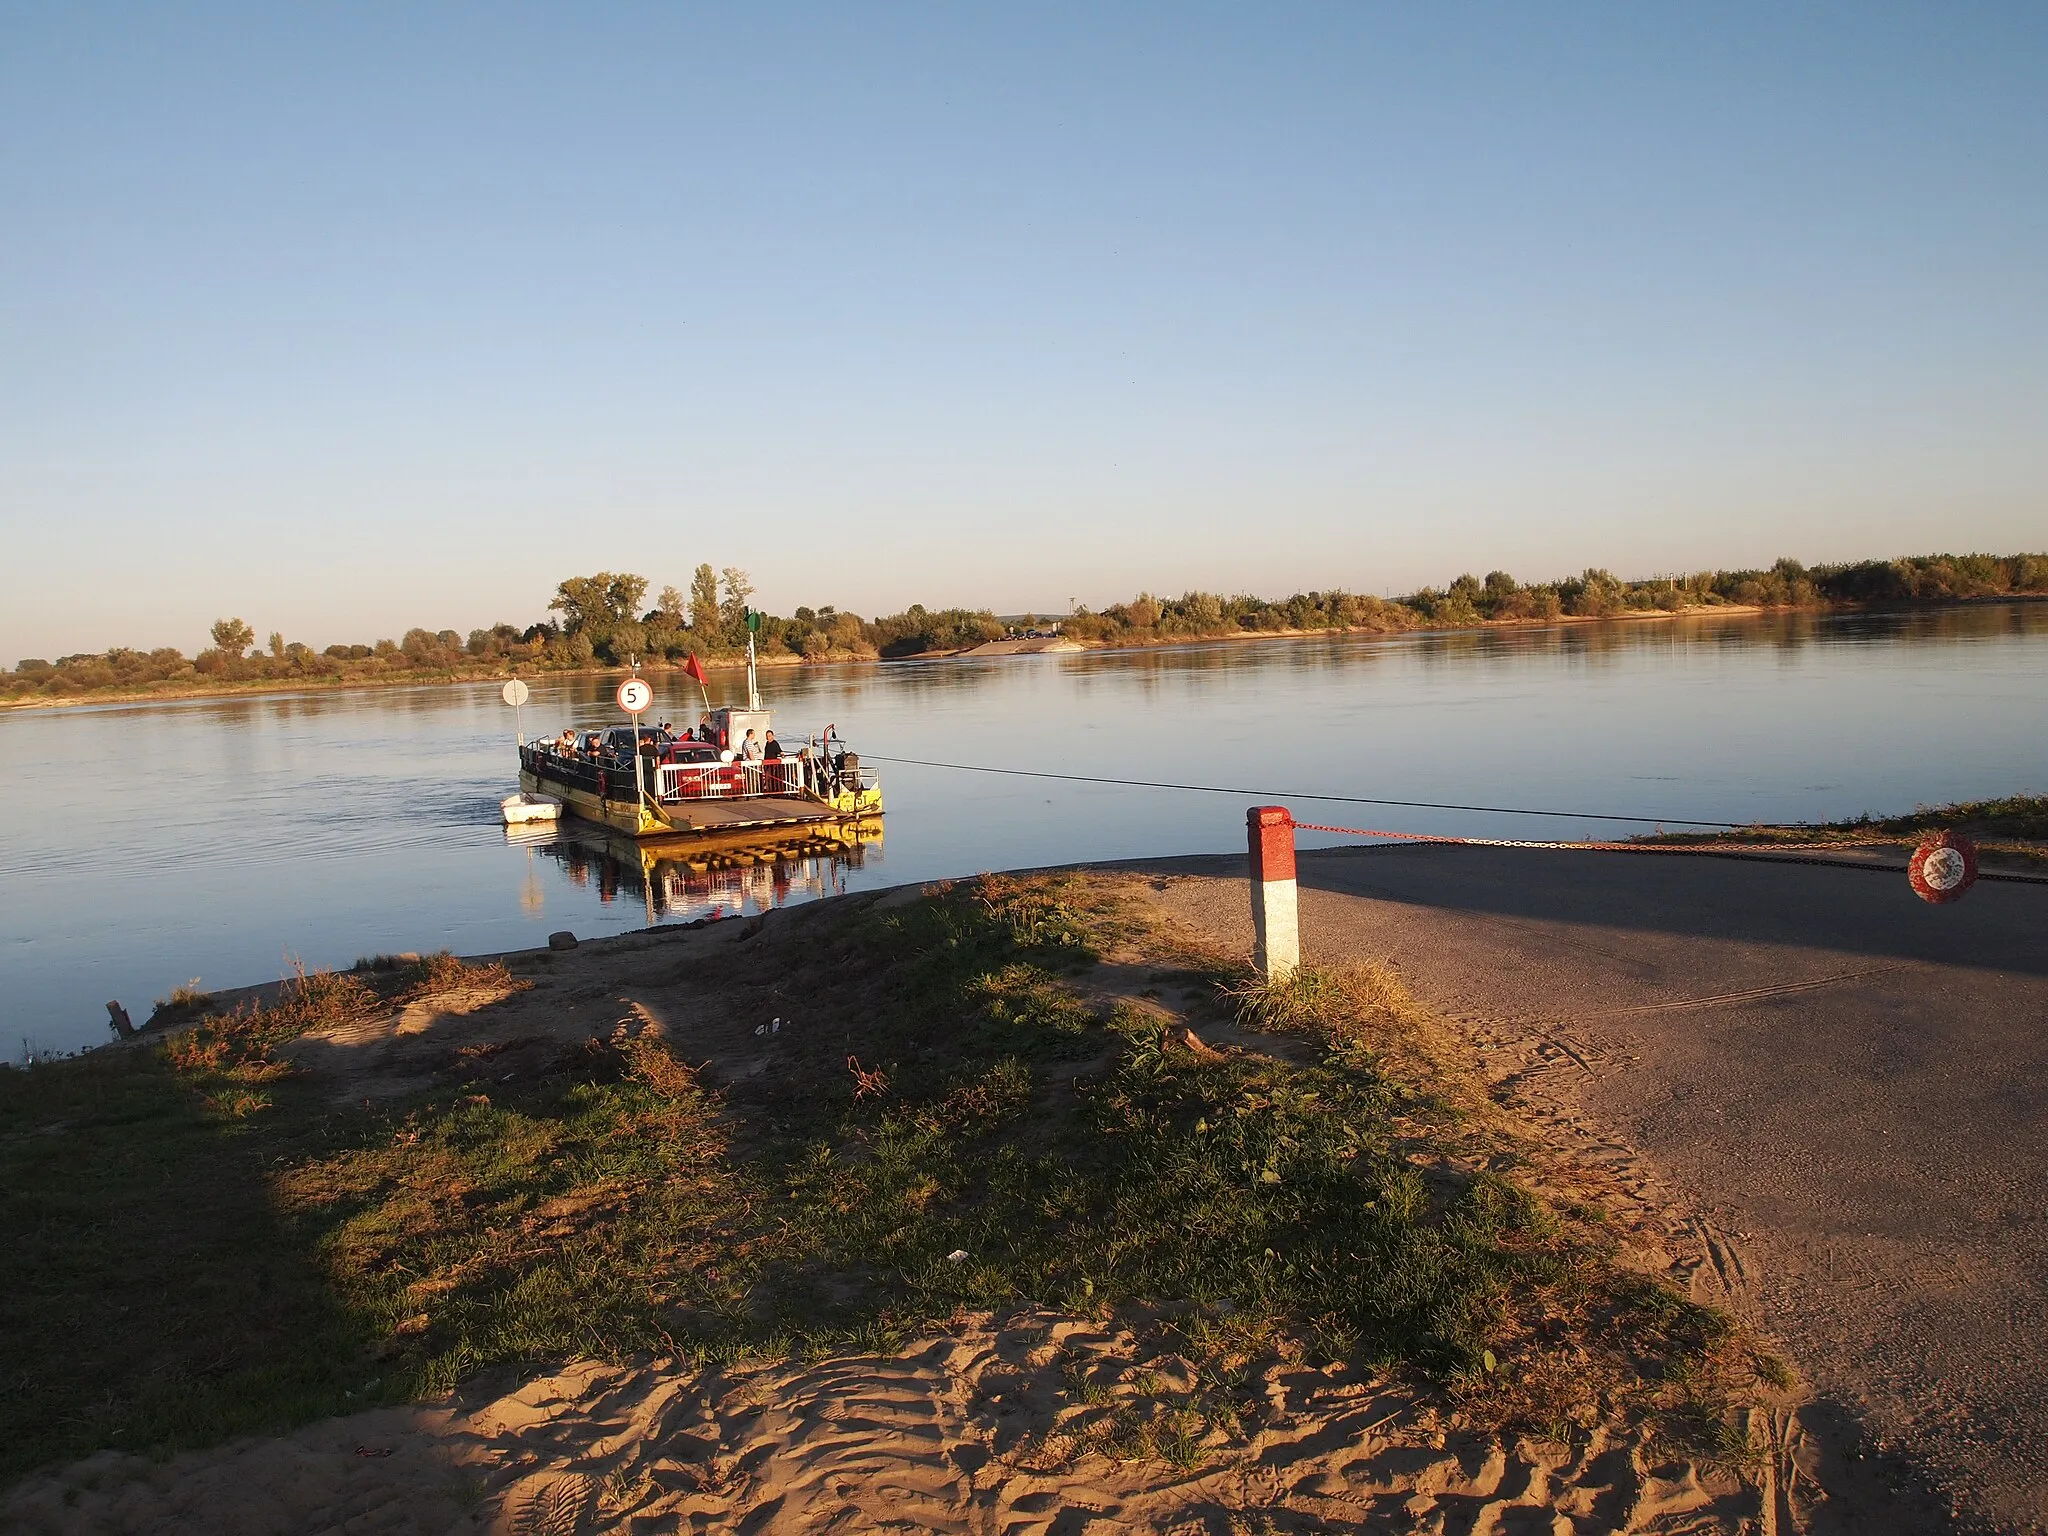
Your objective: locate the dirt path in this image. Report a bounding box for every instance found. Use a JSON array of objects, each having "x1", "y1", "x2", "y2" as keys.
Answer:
[{"x1": 1141, "y1": 844, "x2": 2048, "y2": 1533}]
